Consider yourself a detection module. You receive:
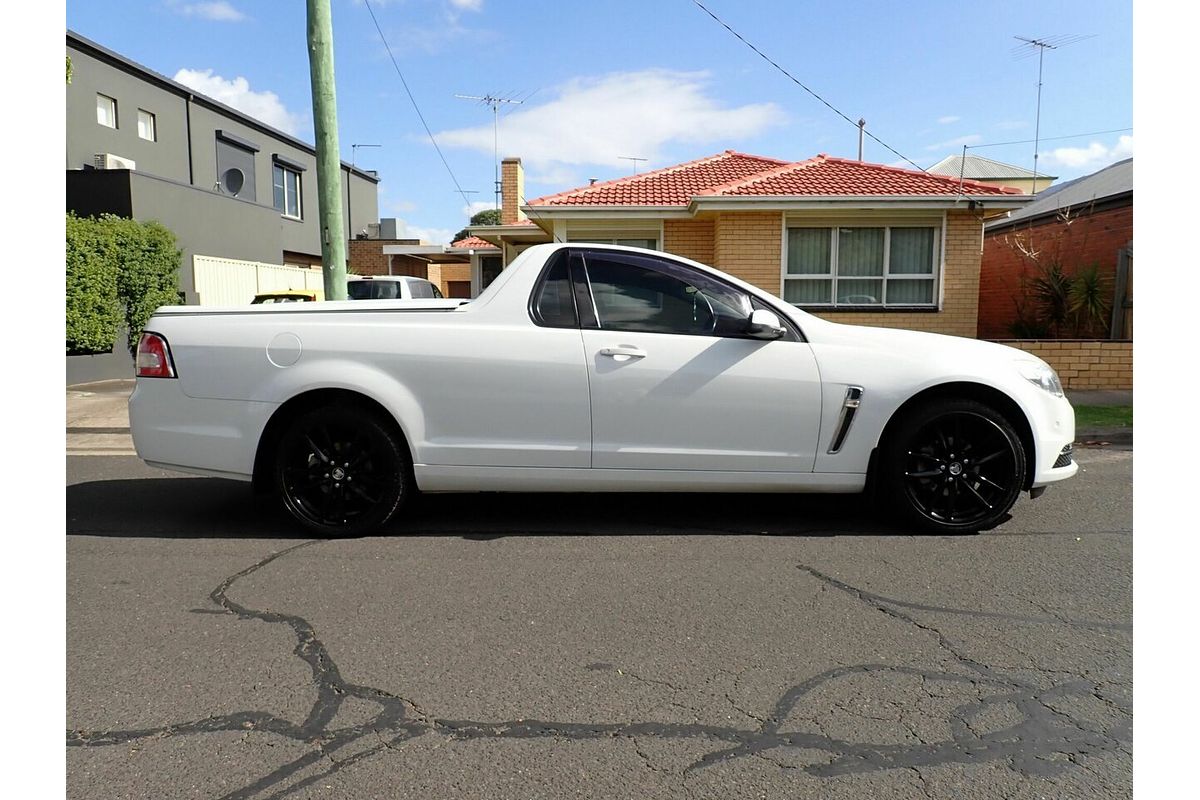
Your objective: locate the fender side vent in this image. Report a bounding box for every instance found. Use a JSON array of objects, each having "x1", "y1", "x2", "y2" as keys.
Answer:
[
  {"x1": 1053, "y1": 444, "x2": 1074, "y2": 469},
  {"x1": 827, "y1": 386, "x2": 864, "y2": 454}
]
